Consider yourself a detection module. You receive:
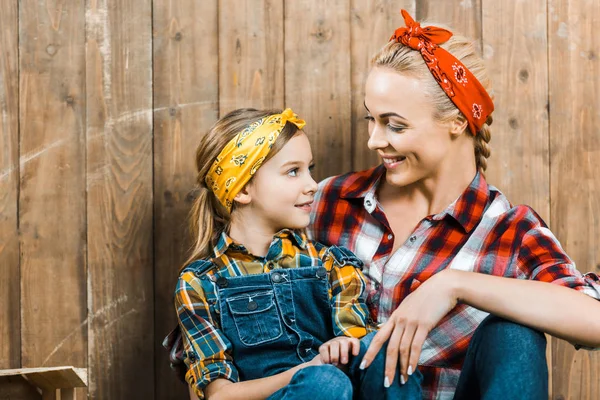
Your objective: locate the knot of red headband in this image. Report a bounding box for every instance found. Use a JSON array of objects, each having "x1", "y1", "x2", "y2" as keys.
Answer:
[{"x1": 389, "y1": 10, "x2": 494, "y2": 135}]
